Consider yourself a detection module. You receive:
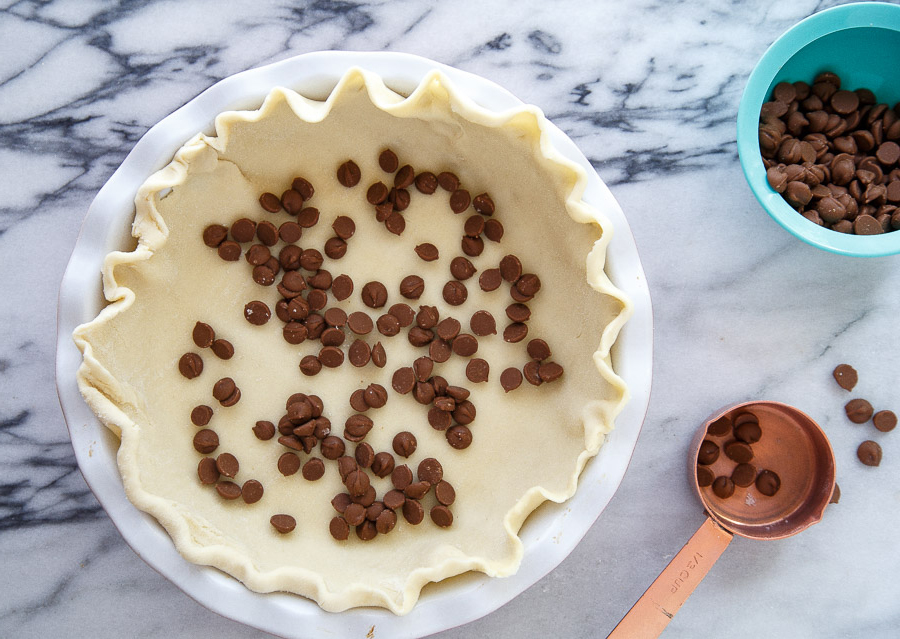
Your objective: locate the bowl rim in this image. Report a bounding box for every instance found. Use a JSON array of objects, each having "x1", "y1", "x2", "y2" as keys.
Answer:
[
  {"x1": 55, "y1": 50, "x2": 654, "y2": 638},
  {"x1": 737, "y1": 1, "x2": 900, "y2": 257}
]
